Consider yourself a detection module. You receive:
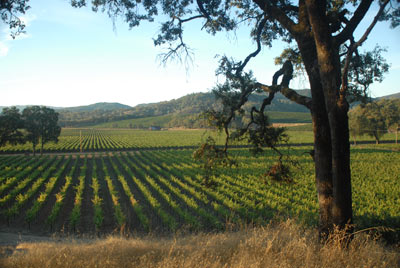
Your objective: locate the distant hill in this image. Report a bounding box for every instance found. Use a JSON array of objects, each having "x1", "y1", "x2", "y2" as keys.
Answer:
[
  {"x1": 59, "y1": 102, "x2": 132, "y2": 112},
  {"x1": 53, "y1": 91, "x2": 313, "y2": 128},
  {"x1": 0, "y1": 102, "x2": 131, "y2": 113},
  {"x1": 3, "y1": 91, "x2": 398, "y2": 128},
  {"x1": 376, "y1": 92, "x2": 400, "y2": 100},
  {"x1": 89, "y1": 90, "x2": 313, "y2": 129}
]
